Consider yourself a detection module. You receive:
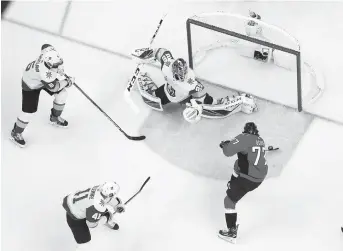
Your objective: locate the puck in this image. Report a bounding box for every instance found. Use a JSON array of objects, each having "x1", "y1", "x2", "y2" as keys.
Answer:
[{"x1": 268, "y1": 146, "x2": 273, "y2": 150}]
